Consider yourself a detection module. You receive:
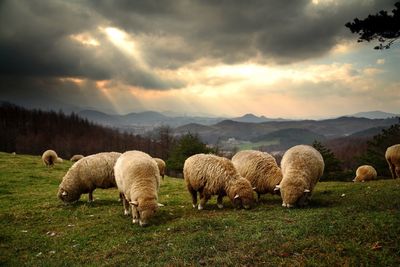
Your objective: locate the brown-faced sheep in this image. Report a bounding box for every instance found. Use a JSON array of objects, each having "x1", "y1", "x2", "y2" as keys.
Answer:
[
  {"x1": 58, "y1": 152, "x2": 121, "y2": 203},
  {"x1": 232, "y1": 150, "x2": 283, "y2": 201},
  {"x1": 70, "y1": 154, "x2": 84, "y2": 162},
  {"x1": 183, "y1": 154, "x2": 254, "y2": 210},
  {"x1": 353, "y1": 165, "x2": 377, "y2": 182},
  {"x1": 153, "y1": 158, "x2": 166, "y2": 180},
  {"x1": 274, "y1": 145, "x2": 324, "y2": 208},
  {"x1": 385, "y1": 144, "x2": 400, "y2": 179},
  {"x1": 114, "y1": 150, "x2": 160, "y2": 227},
  {"x1": 42, "y1": 150, "x2": 60, "y2": 167}
]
